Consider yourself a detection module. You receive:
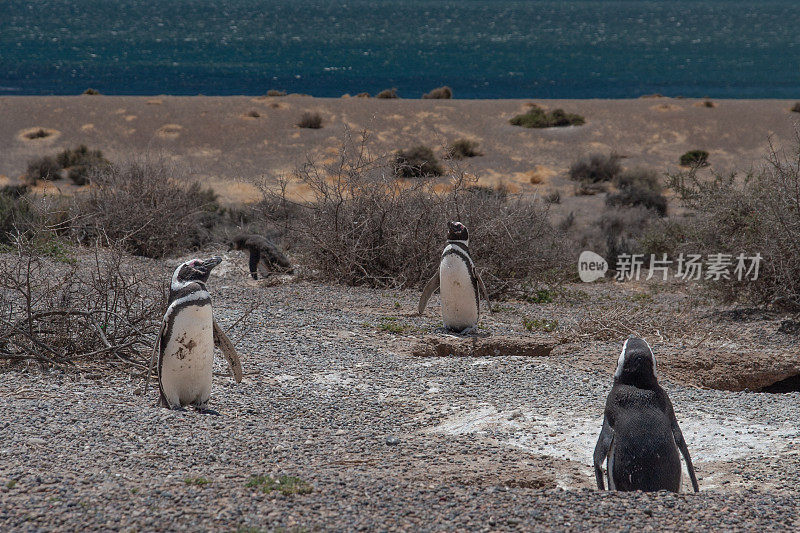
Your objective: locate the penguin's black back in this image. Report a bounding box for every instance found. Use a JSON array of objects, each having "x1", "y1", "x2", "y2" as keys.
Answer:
[
  {"x1": 606, "y1": 383, "x2": 681, "y2": 492},
  {"x1": 233, "y1": 234, "x2": 292, "y2": 271}
]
